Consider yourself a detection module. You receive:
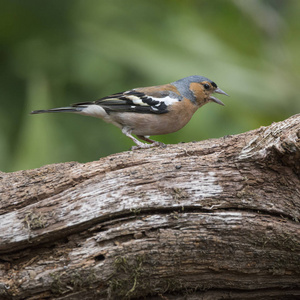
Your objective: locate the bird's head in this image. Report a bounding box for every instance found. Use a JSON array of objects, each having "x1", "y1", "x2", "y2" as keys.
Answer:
[{"x1": 172, "y1": 75, "x2": 229, "y2": 107}]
